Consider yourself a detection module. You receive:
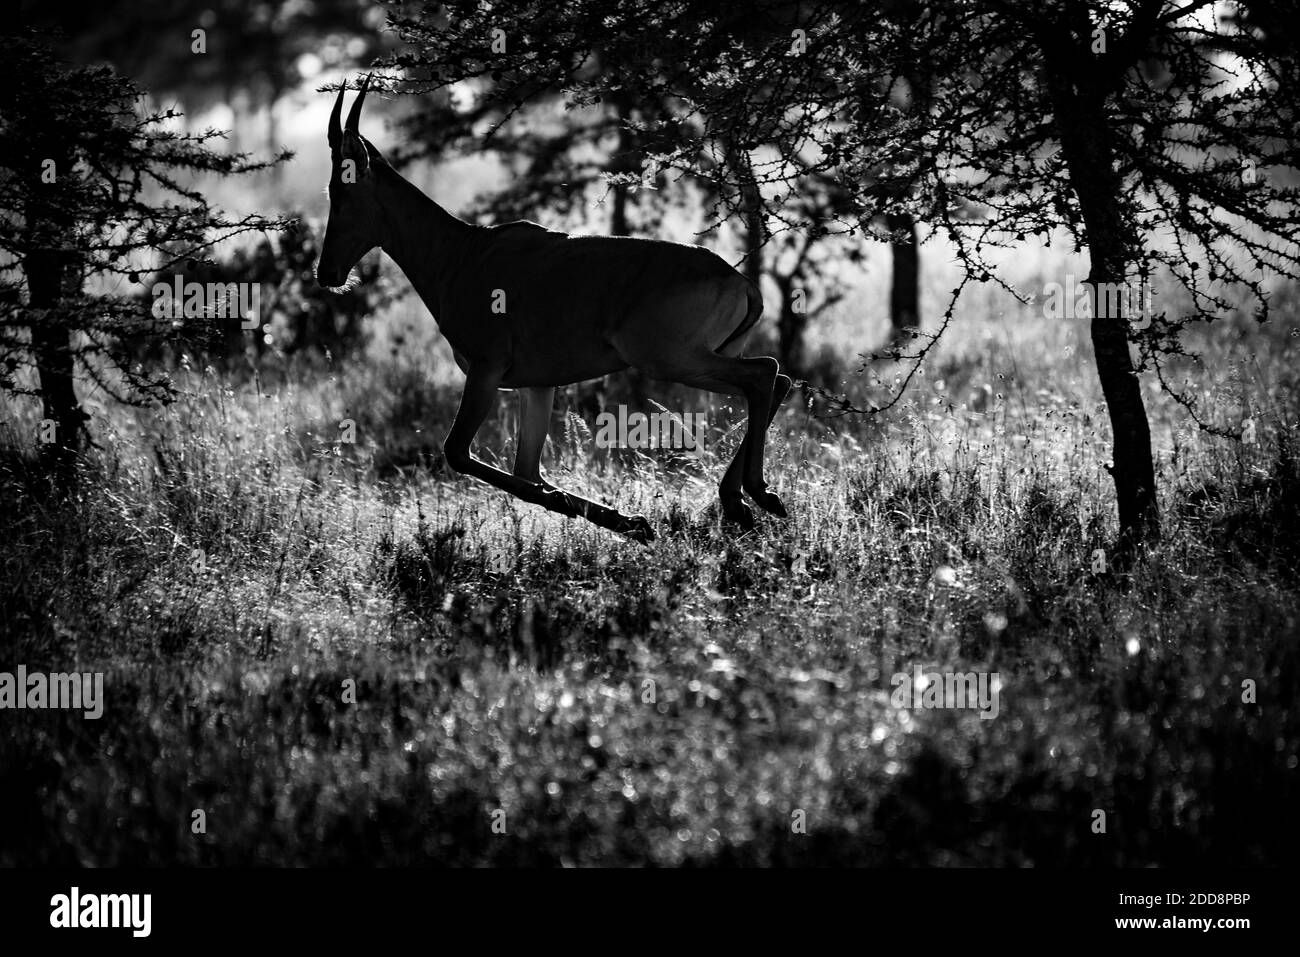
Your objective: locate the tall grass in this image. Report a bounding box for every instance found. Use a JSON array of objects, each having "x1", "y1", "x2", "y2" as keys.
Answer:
[{"x1": 1, "y1": 293, "x2": 1297, "y2": 865}]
